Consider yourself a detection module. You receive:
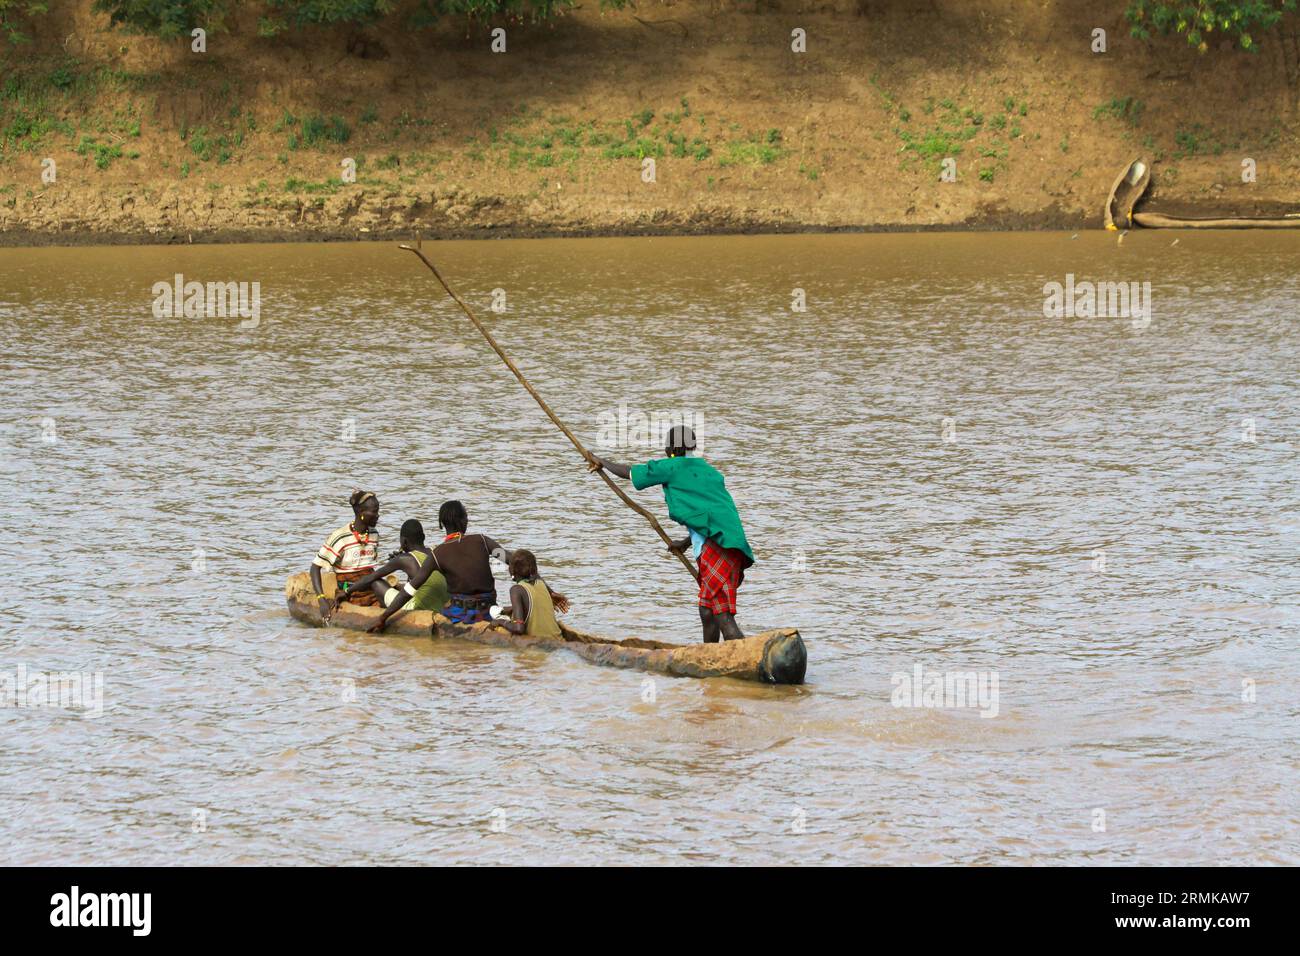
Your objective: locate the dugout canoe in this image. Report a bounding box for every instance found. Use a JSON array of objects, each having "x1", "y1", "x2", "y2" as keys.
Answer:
[
  {"x1": 1105, "y1": 156, "x2": 1300, "y2": 230},
  {"x1": 284, "y1": 571, "x2": 807, "y2": 684}
]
